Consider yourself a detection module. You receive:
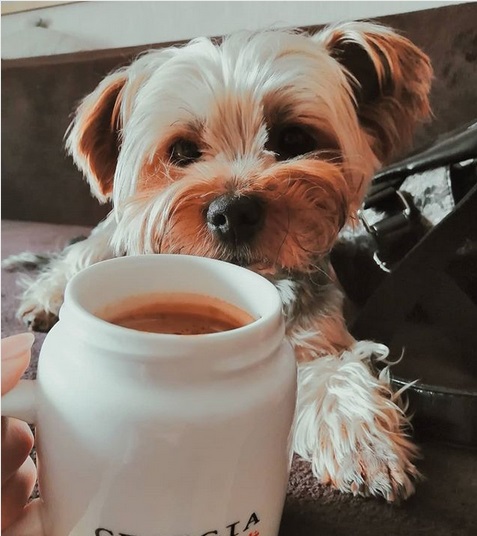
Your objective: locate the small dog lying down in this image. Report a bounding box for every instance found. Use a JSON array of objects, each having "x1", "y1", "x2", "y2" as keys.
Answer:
[{"x1": 8, "y1": 21, "x2": 432, "y2": 501}]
